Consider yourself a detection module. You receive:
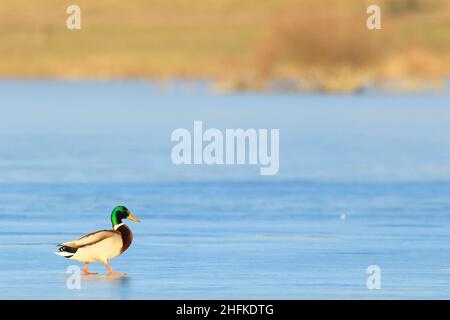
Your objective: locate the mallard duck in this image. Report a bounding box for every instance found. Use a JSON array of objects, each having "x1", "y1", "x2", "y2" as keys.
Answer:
[{"x1": 56, "y1": 205, "x2": 141, "y2": 275}]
